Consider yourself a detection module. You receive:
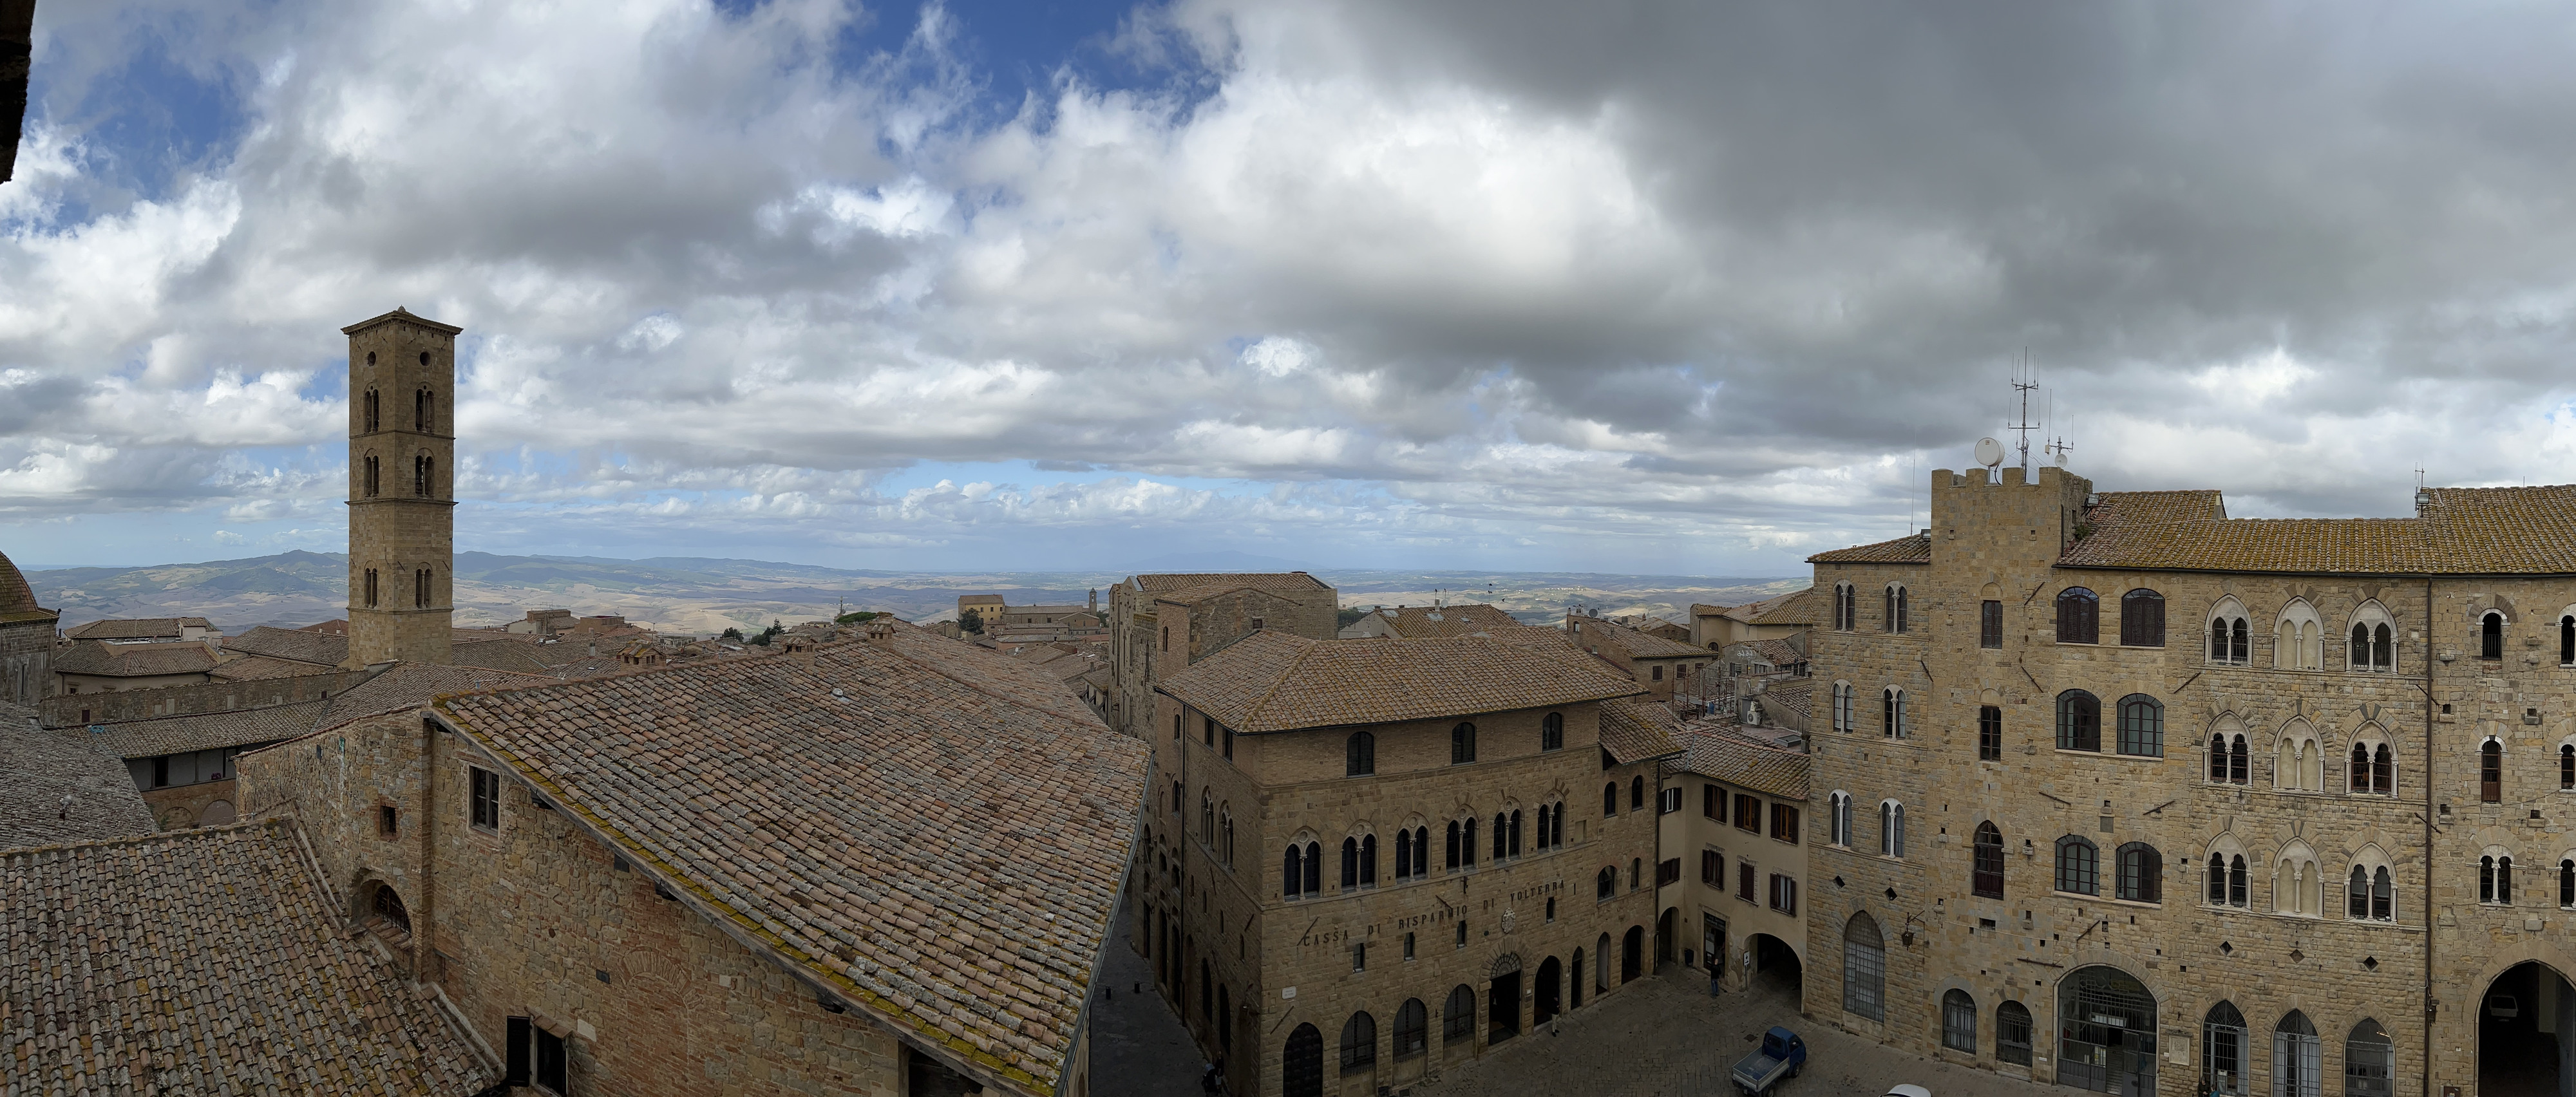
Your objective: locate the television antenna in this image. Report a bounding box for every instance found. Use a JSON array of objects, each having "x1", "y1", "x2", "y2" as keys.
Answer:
[{"x1": 2010, "y1": 357, "x2": 2039, "y2": 474}]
